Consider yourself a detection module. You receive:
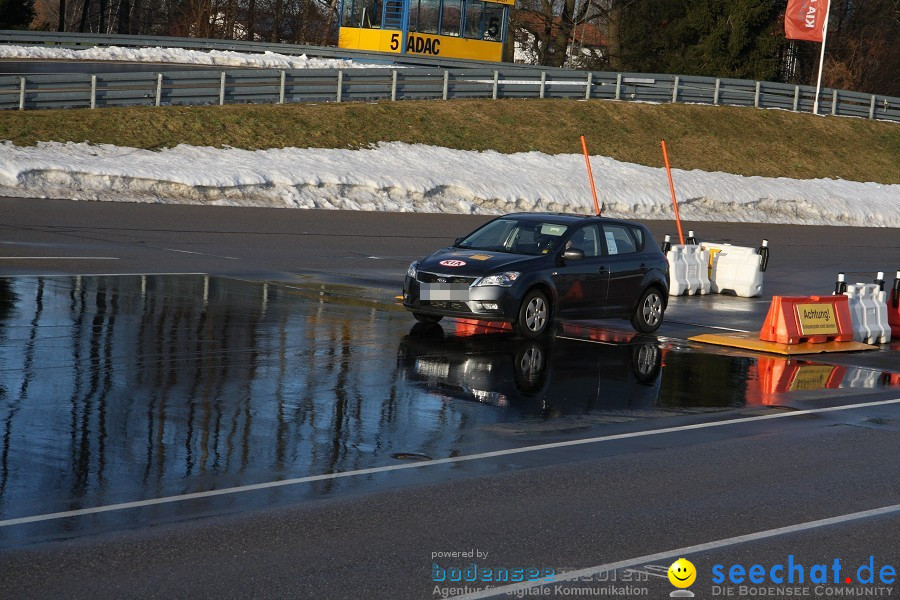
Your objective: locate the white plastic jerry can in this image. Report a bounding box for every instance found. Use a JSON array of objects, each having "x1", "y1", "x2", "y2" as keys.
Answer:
[
  {"x1": 666, "y1": 245, "x2": 710, "y2": 296},
  {"x1": 845, "y1": 283, "x2": 891, "y2": 344},
  {"x1": 701, "y1": 240, "x2": 766, "y2": 298}
]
